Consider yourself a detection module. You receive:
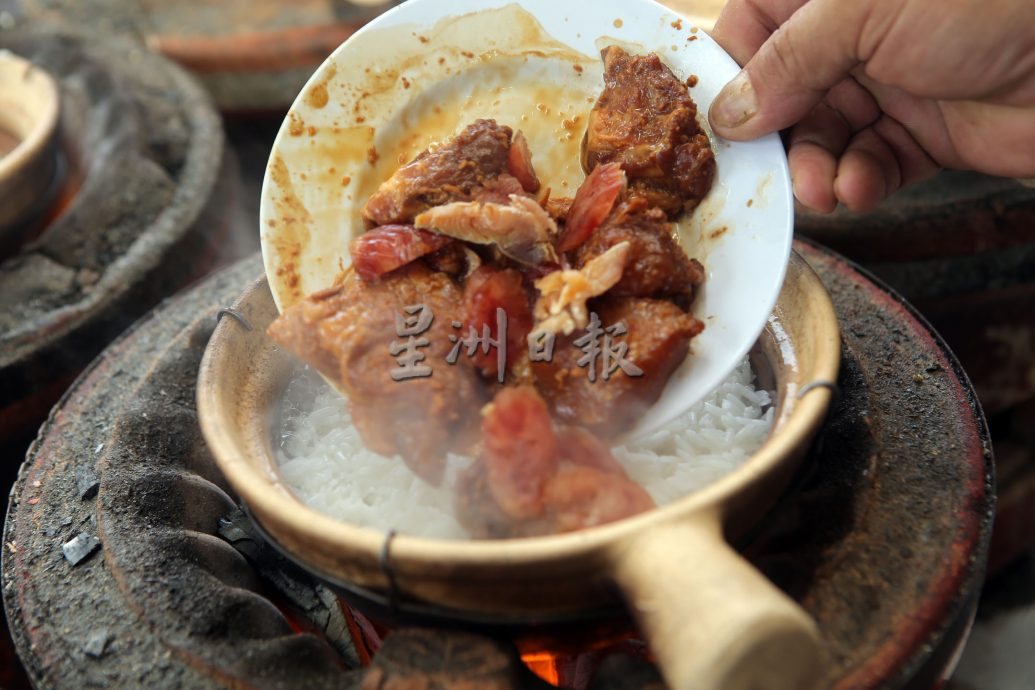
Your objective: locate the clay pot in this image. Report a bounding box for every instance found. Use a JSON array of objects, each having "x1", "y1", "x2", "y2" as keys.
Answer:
[
  {"x1": 0, "y1": 50, "x2": 59, "y2": 245},
  {"x1": 197, "y1": 251, "x2": 841, "y2": 690}
]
